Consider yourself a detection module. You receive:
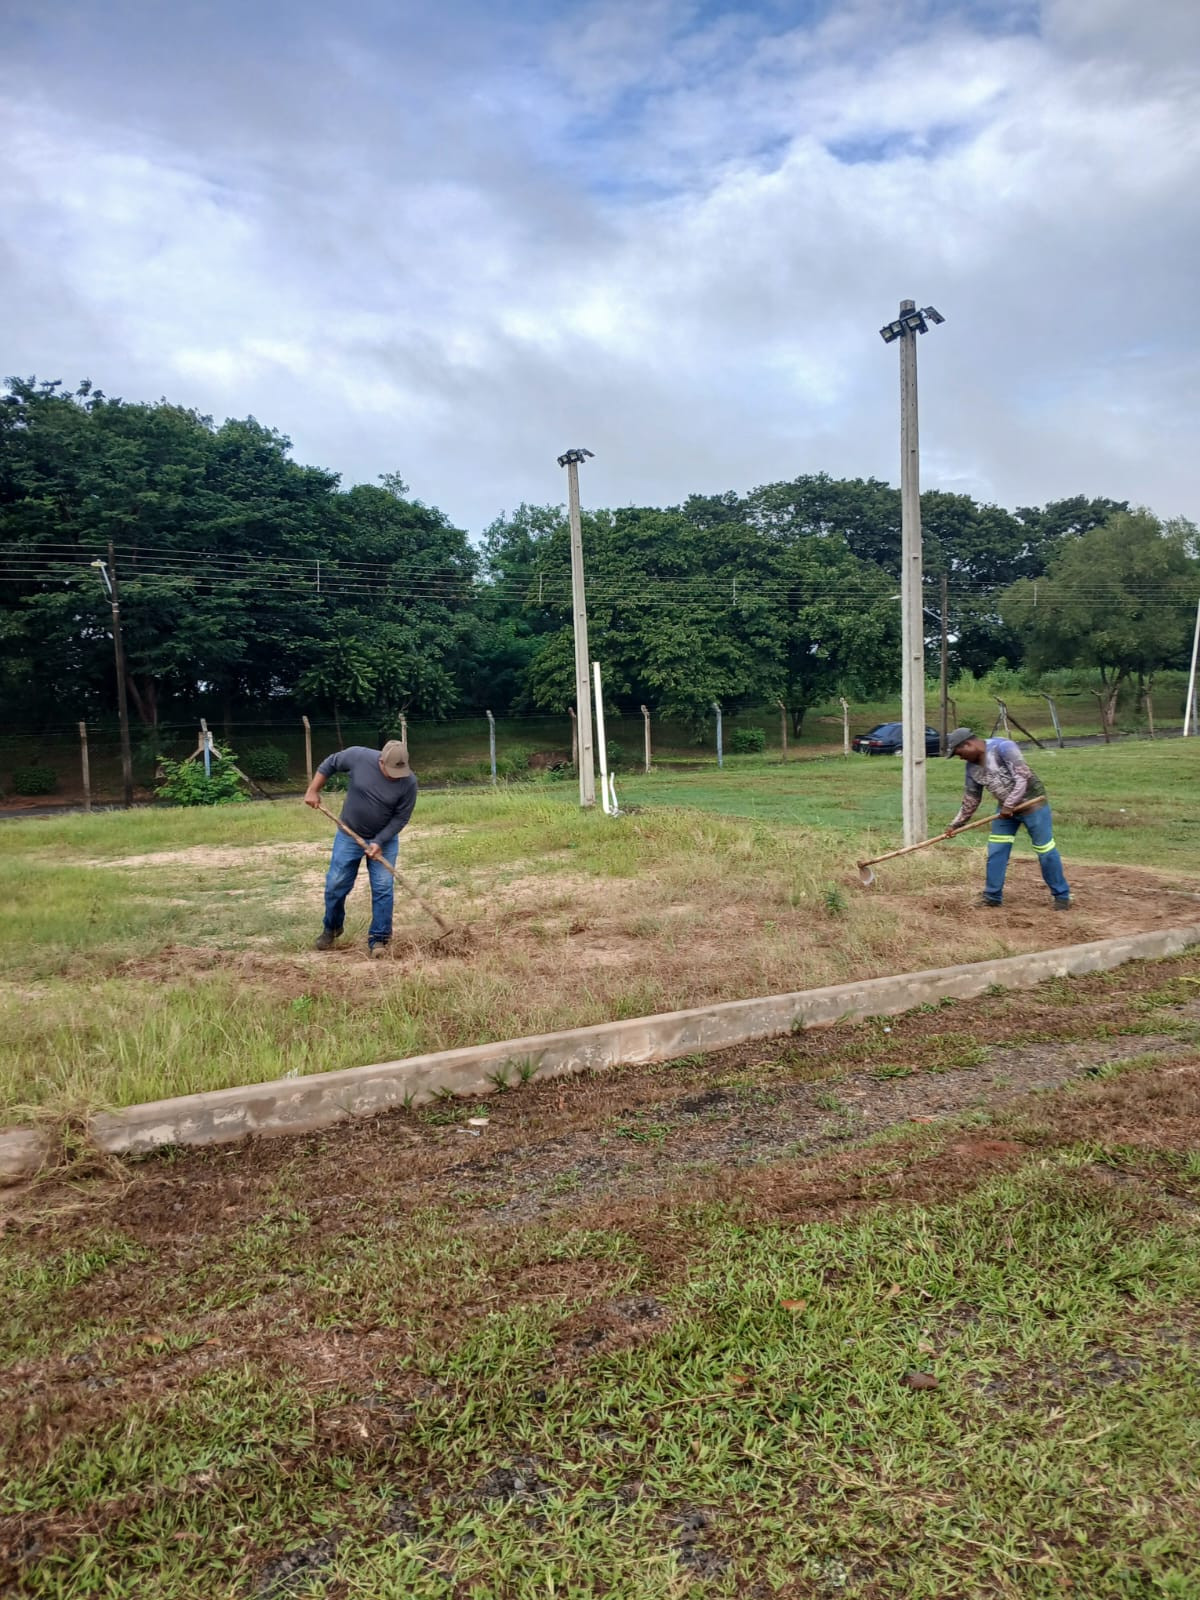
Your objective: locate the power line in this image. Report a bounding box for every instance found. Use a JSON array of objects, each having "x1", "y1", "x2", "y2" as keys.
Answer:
[{"x1": 0, "y1": 550, "x2": 1193, "y2": 607}]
